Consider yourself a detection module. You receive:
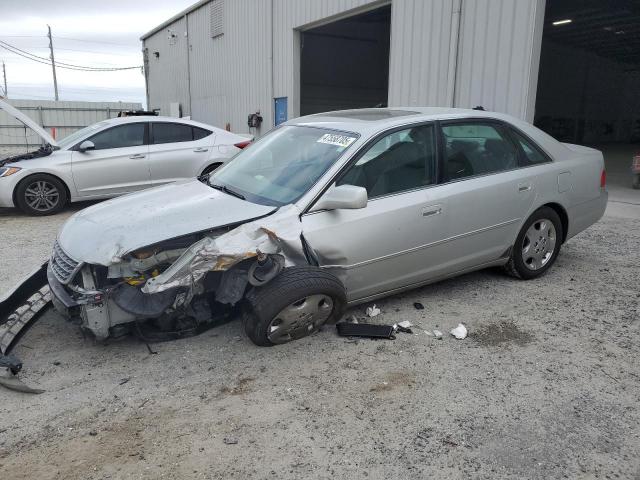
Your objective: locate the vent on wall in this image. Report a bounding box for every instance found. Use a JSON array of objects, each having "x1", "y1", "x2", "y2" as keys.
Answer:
[{"x1": 210, "y1": 0, "x2": 224, "y2": 38}]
